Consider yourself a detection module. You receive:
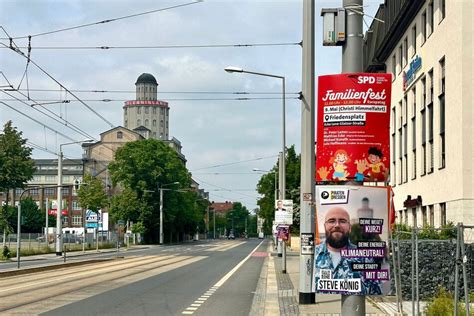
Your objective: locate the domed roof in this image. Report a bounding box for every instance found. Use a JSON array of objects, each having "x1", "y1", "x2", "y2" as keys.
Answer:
[{"x1": 135, "y1": 73, "x2": 157, "y2": 85}]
